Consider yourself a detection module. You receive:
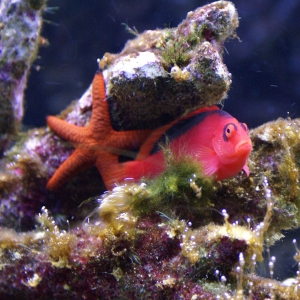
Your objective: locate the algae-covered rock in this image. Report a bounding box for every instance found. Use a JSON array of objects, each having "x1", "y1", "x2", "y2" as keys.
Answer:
[
  {"x1": 0, "y1": 0, "x2": 46, "y2": 151},
  {"x1": 100, "y1": 1, "x2": 238, "y2": 130}
]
